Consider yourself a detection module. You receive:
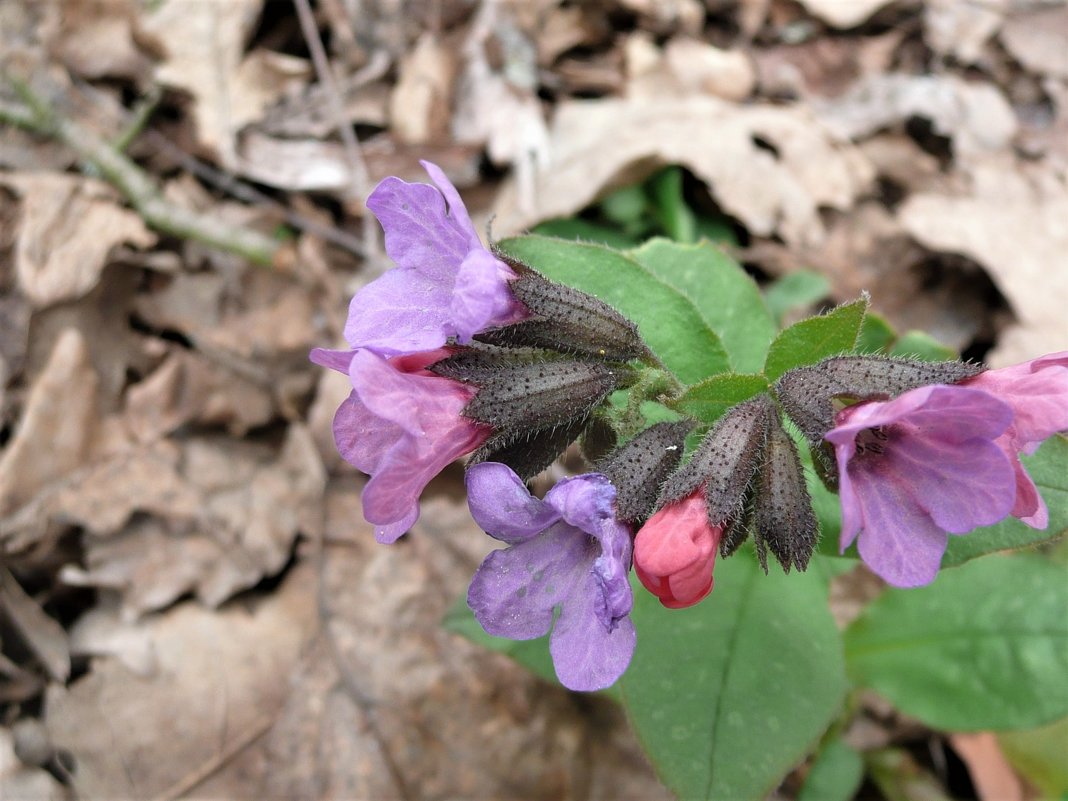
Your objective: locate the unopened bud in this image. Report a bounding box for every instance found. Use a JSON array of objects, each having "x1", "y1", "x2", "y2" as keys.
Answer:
[
  {"x1": 470, "y1": 415, "x2": 590, "y2": 480},
  {"x1": 597, "y1": 420, "x2": 694, "y2": 523},
  {"x1": 660, "y1": 394, "x2": 773, "y2": 525},
  {"x1": 752, "y1": 414, "x2": 818, "y2": 573},
  {"x1": 478, "y1": 257, "x2": 654, "y2": 362},
  {"x1": 776, "y1": 355, "x2": 983, "y2": 443}
]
